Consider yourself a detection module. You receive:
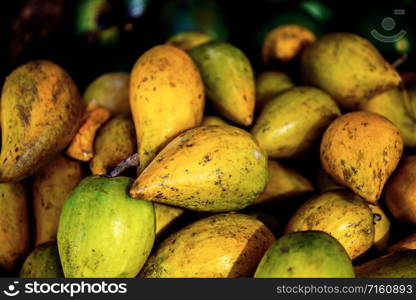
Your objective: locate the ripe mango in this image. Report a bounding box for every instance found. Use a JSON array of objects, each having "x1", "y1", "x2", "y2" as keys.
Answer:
[
  {"x1": 355, "y1": 251, "x2": 416, "y2": 278},
  {"x1": 285, "y1": 190, "x2": 374, "y2": 259},
  {"x1": 90, "y1": 115, "x2": 136, "y2": 175},
  {"x1": 189, "y1": 42, "x2": 255, "y2": 126},
  {"x1": 167, "y1": 31, "x2": 213, "y2": 51},
  {"x1": 0, "y1": 60, "x2": 82, "y2": 182},
  {"x1": 0, "y1": 182, "x2": 29, "y2": 272},
  {"x1": 251, "y1": 87, "x2": 340, "y2": 158},
  {"x1": 254, "y1": 231, "x2": 354, "y2": 278},
  {"x1": 154, "y1": 203, "x2": 186, "y2": 240},
  {"x1": 57, "y1": 176, "x2": 155, "y2": 278},
  {"x1": 201, "y1": 115, "x2": 228, "y2": 126},
  {"x1": 262, "y1": 25, "x2": 316, "y2": 64},
  {"x1": 255, "y1": 71, "x2": 294, "y2": 108},
  {"x1": 19, "y1": 242, "x2": 63, "y2": 278},
  {"x1": 33, "y1": 154, "x2": 83, "y2": 246},
  {"x1": 130, "y1": 125, "x2": 268, "y2": 212},
  {"x1": 368, "y1": 204, "x2": 390, "y2": 252},
  {"x1": 83, "y1": 72, "x2": 130, "y2": 114},
  {"x1": 140, "y1": 213, "x2": 275, "y2": 278},
  {"x1": 320, "y1": 111, "x2": 403, "y2": 203},
  {"x1": 130, "y1": 45, "x2": 205, "y2": 172},
  {"x1": 385, "y1": 156, "x2": 416, "y2": 224},
  {"x1": 301, "y1": 33, "x2": 401, "y2": 109}
]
